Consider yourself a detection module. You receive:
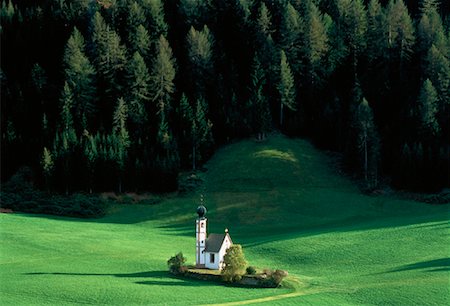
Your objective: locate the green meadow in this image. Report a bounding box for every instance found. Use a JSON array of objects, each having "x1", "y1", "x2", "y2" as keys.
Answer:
[{"x1": 1, "y1": 134, "x2": 449, "y2": 305}]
